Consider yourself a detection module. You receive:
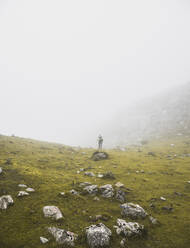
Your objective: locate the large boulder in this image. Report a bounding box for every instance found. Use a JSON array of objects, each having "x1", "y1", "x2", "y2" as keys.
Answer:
[
  {"x1": 0, "y1": 195, "x2": 14, "y2": 209},
  {"x1": 115, "y1": 219, "x2": 144, "y2": 237},
  {"x1": 91, "y1": 152, "x2": 109, "y2": 161},
  {"x1": 100, "y1": 184, "x2": 114, "y2": 198},
  {"x1": 48, "y1": 227, "x2": 77, "y2": 246},
  {"x1": 86, "y1": 223, "x2": 112, "y2": 248},
  {"x1": 43, "y1": 206, "x2": 63, "y2": 220},
  {"x1": 121, "y1": 203, "x2": 147, "y2": 218}
]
